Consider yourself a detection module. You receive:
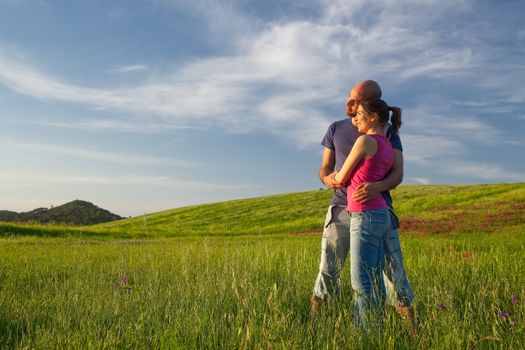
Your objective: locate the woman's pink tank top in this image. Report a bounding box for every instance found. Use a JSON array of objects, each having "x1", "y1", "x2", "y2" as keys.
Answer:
[{"x1": 347, "y1": 134, "x2": 394, "y2": 212}]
